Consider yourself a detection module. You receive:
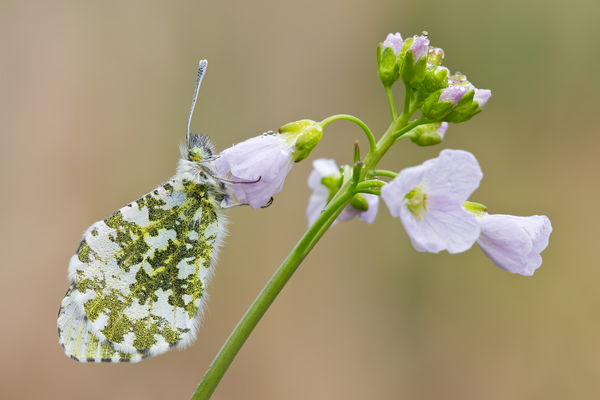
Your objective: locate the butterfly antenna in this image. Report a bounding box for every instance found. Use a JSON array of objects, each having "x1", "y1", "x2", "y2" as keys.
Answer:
[{"x1": 187, "y1": 60, "x2": 208, "y2": 148}]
